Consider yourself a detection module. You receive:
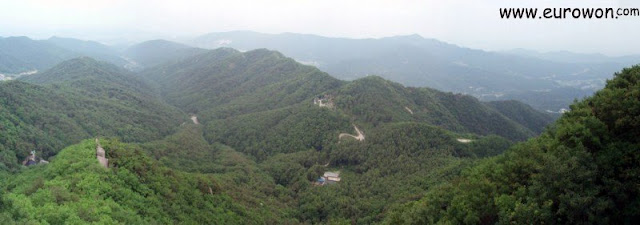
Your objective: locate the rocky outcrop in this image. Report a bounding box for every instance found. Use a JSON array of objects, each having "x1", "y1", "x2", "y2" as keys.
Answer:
[{"x1": 95, "y1": 139, "x2": 108, "y2": 168}]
